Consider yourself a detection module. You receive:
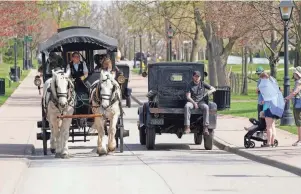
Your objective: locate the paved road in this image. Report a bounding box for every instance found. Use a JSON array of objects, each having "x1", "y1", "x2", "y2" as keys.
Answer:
[{"x1": 13, "y1": 99, "x2": 301, "y2": 194}]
